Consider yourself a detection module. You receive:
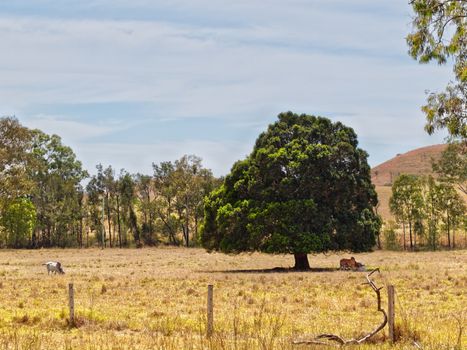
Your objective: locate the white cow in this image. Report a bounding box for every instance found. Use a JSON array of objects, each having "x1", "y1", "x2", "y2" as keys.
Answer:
[{"x1": 43, "y1": 261, "x2": 65, "y2": 274}]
